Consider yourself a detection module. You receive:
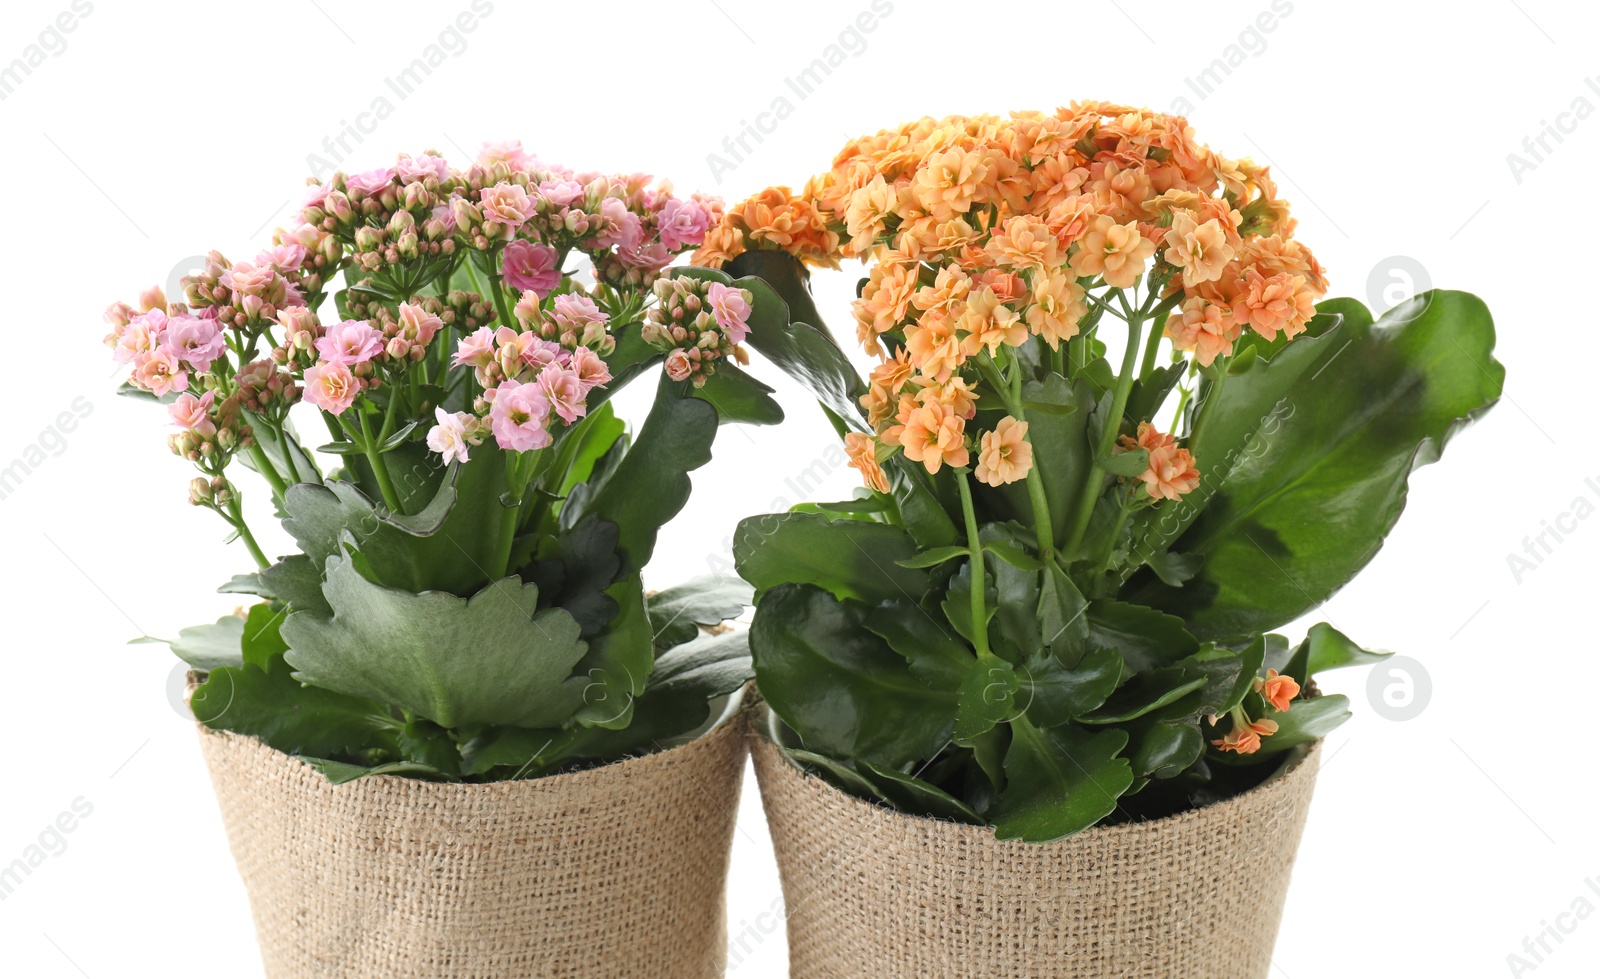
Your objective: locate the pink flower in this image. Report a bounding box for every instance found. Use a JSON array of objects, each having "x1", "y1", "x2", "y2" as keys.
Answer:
[
  {"x1": 570, "y1": 346, "x2": 612, "y2": 390},
  {"x1": 664, "y1": 348, "x2": 694, "y2": 383},
  {"x1": 479, "y1": 182, "x2": 534, "y2": 234},
  {"x1": 537, "y1": 366, "x2": 588, "y2": 425},
  {"x1": 430, "y1": 202, "x2": 457, "y2": 234},
  {"x1": 454, "y1": 327, "x2": 496, "y2": 369},
  {"x1": 256, "y1": 243, "x2": 306, "y2": 271},
  {"x1": 220, "y1": 261, "x2": 278, "y2": 298},
  {"x1": 114, "y1": 310, "x2": 166, "y2": 364},
  {"x1": 596, "y1": 198, "x2": 642, "y2": 250},
  {"x1": 657, "y1": 196, "x2": 713, "y2": 251},
  {"x1": 426, "y1": 408, "x2": 476, "y2": 464},
  {"x1": 536, "y1": 180, "x2": 585, "y2": 208},
  {"x1": 396, "y1": 302, "x2": 442, "y2": 346},
  {"x1": 489, "y1": 379, "x2": 552, "y2": 451},
  {"x1": 707, "y1": 283, "x2": 753, "y2": 345},
  {"x1": 133, "y1": 349, "x2": 188, "y2": 396},
  {"x1": 345, "y1": 168, "x2": 395, "y2": 198},
  {"x1": 550, "y1": 294, "x2": 610, "y2": 344},
  {"x1": 303, "y1": 362, "x2": 360, "y2": 415},
  {"x1": 395, "y1": 153, "x2": 449, "y2": 184},
  {"x1": 501, "y1": 239, "x2": 561, "y2": 296},
  {"x1": 315, "y1": 320, "x2": 384, "y2": 367},
  {"x1": 618, "y1": 239, "x2": 672, "y2": 273},
  {"x1": 478, "y1": 140, "x2": 534, "y2": 171},
  {"x1": 168, "y1": 391, "x2": 217, "y2": 437},
  {"x1": 162, "y1": 315, "x2": 226, "y2": 372}
]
